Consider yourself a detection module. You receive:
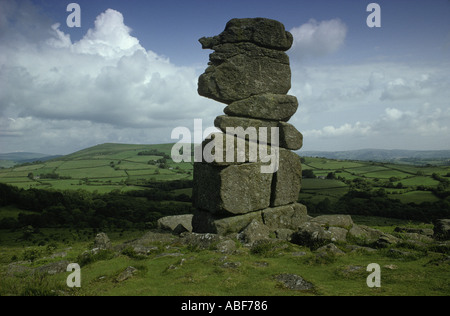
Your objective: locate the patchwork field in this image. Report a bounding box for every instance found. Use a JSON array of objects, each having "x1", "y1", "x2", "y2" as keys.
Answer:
[
  {"x1": 0, "y1": 143, "x2": 193, "y2": 193},
  {"x1": 300, "y1": 157, "x2": 450, "y2": 205},
  {"x1": 1, "y1": 144, "x2": 449, "y2": 206}
]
